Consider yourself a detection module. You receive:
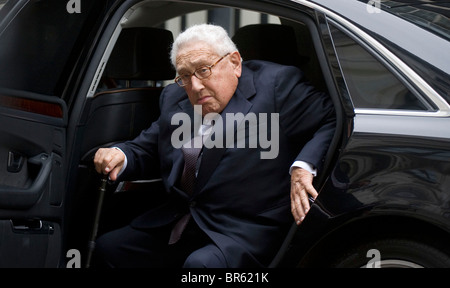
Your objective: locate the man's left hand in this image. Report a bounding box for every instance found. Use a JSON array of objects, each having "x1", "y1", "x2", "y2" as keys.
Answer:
[{"x1": 290, "y1": 167, "x2": 318, "y2": 225}]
